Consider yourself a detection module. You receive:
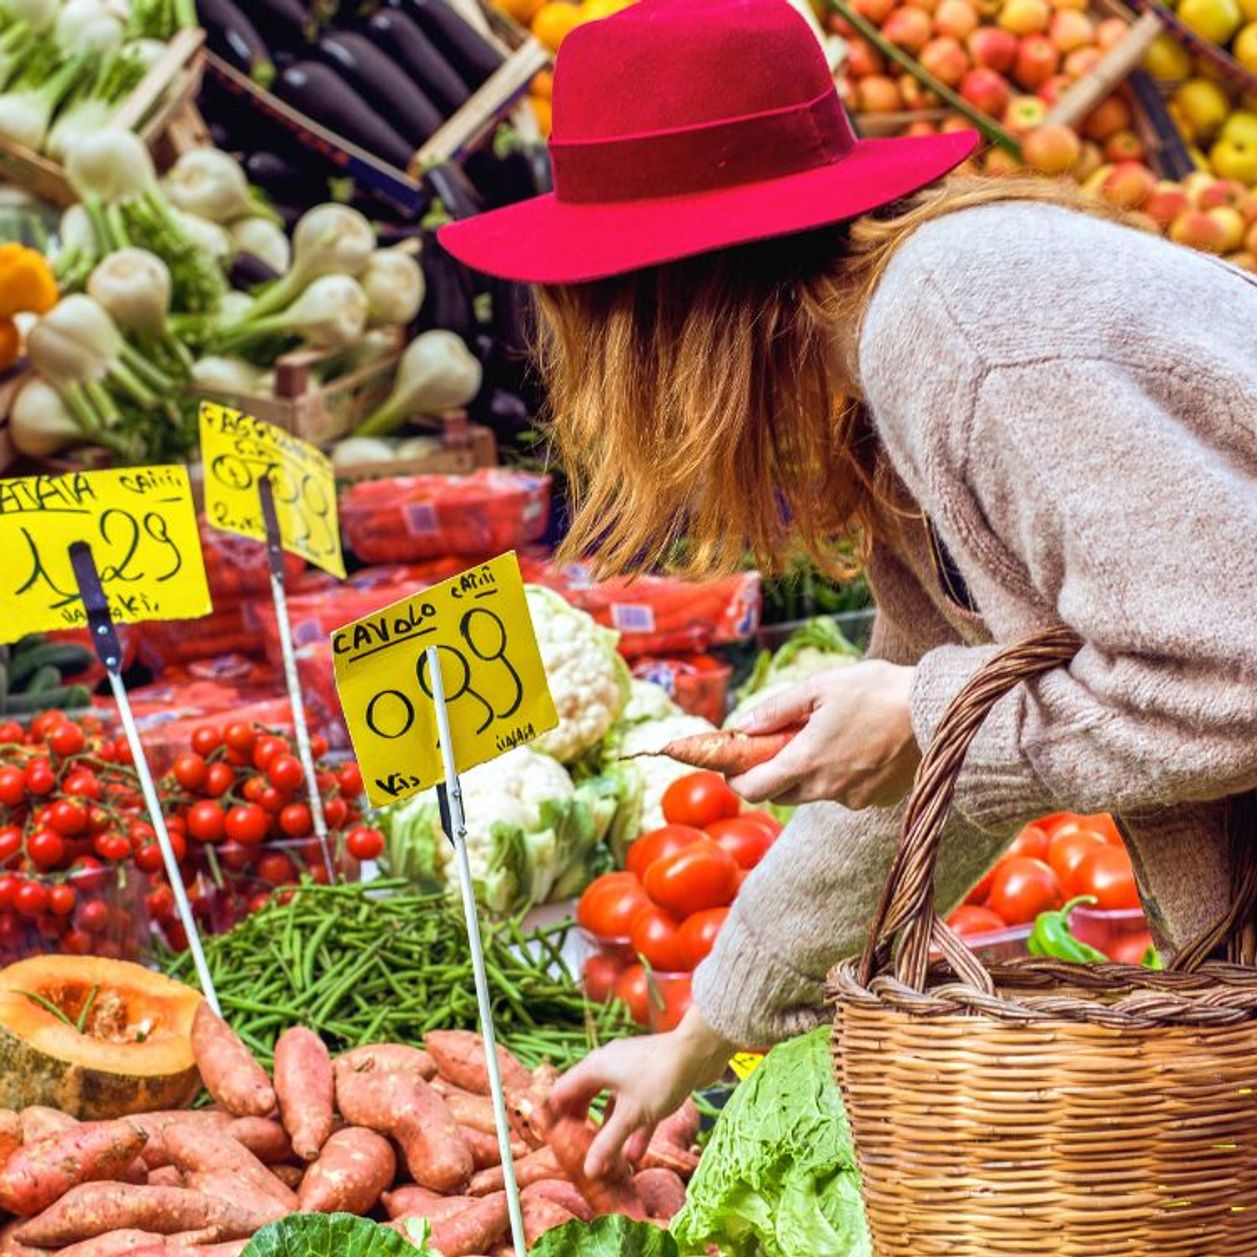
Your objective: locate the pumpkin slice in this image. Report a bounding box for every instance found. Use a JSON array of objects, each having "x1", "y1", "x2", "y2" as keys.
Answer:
[{"x1": 0, "y1": 956, "x2": 202, "y2": 1119}]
